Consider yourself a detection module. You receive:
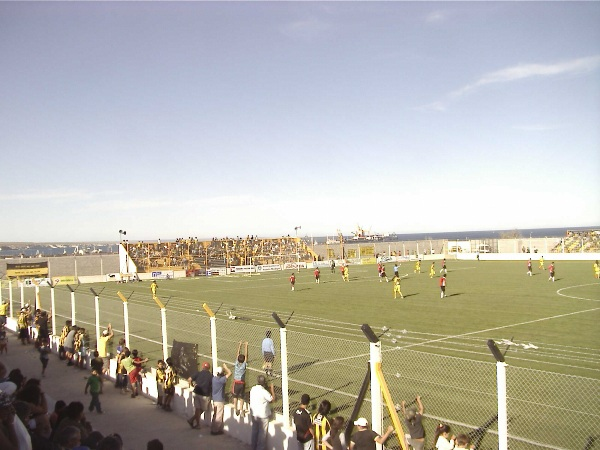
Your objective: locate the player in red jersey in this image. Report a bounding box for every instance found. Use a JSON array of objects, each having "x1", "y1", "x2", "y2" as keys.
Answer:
[{"x1": 290, "y1": 273, "x2": 296, "y2": 291}]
